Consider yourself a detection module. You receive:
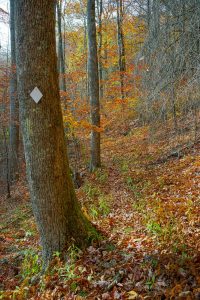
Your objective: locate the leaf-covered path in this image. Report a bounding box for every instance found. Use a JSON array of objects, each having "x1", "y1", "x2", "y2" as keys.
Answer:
[{"x1": 1, "y1": 128, "x2": 200, "y2": 299}]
